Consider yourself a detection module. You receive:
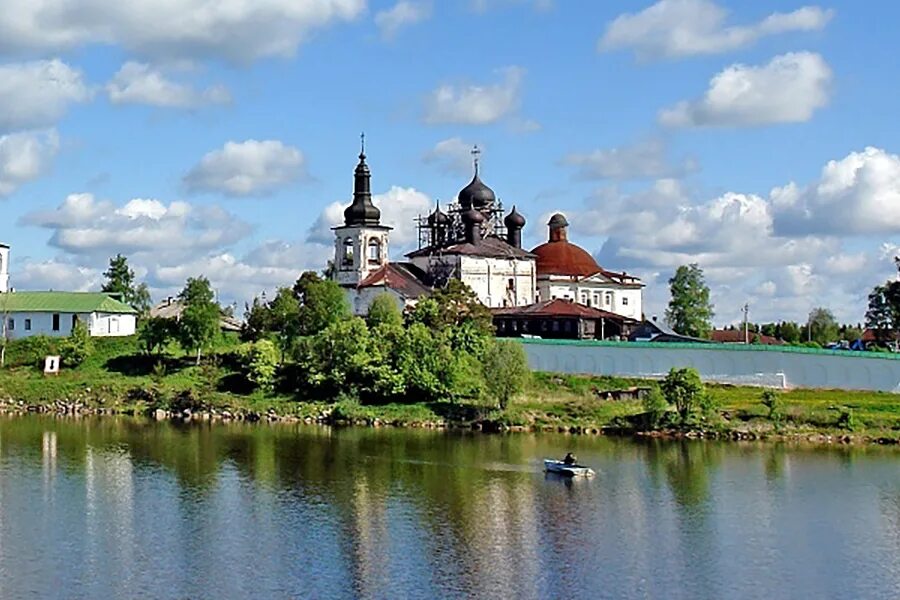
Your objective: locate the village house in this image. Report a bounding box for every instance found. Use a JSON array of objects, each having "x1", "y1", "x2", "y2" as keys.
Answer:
[{"x1": 0, "y1": 291, "x2": 137, "y2": 340}]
